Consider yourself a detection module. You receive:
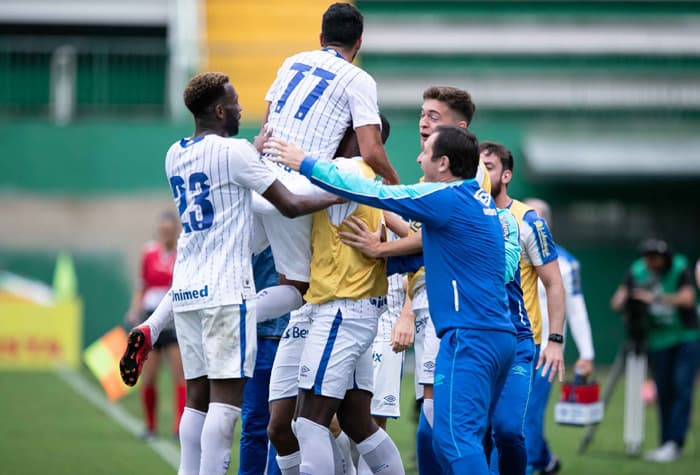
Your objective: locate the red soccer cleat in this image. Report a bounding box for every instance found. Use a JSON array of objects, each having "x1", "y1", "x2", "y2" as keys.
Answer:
[{"x1": 119, "y1": 325, "x2": 153, "y2": 387}]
